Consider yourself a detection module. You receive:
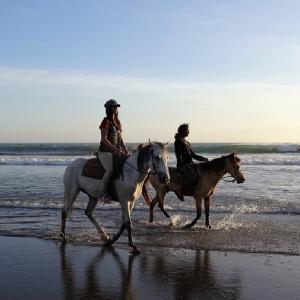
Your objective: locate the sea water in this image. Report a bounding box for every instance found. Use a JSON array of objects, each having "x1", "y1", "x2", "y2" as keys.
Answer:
[{"x1": 0, "y1": 143, "x2": 299, "y2": 251}]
